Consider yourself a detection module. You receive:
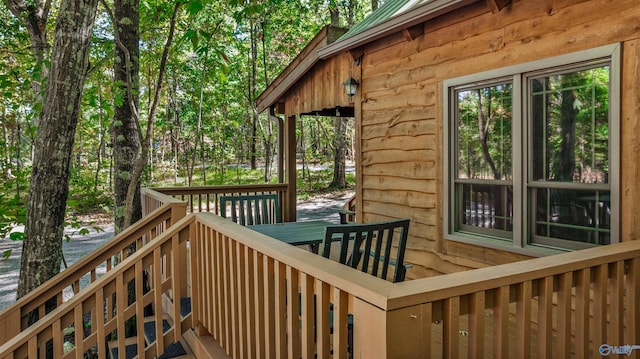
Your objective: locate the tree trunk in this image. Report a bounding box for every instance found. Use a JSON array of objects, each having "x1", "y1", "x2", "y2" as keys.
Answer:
[
  {"x1": 122, "y1": 2, "x2": 180, "y2": 228},
  {"x1": 330, "y1": 116, "x2": 347, "y2": 188},
  {"x1": 559, "y1": 77, "x2": 578, "y2": 181},
  {"x1": 18, "y1": 0, "x2": 99, "y2": 298},
  {"x1": 476, "y1": 89, "x2": 500, "y2": 179},
  {"x1": 112, "y1": 0, "x2": 141, "y2": 233},
  {"x1": 330, "y1": 3, "x2": 340, "y2": 26},
  {"x1": 249, "y1": 20, "x2": 258, "y2": 170},
  {"x1": 4, "y1": 0, "x2": 50, "y2": 122}
]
